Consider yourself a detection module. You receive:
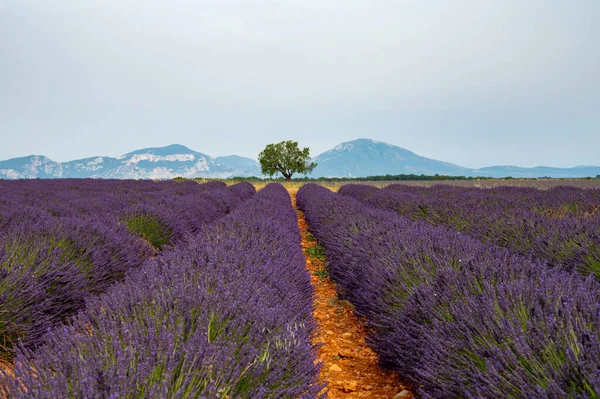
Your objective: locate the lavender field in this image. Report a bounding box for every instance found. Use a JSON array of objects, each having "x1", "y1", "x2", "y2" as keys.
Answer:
[
  {"x1": 299, "y1": 184, "x2": 600, "y2": 398},
  {"x1": 339, "y1": 184, "x2": 600, "y2": 278},
  {"x1": 1, "y1": 180, "x2": 322, "y2": 398},
  {"x1": 1, "y1": 179, "x2": 599, "y2": 398}
]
